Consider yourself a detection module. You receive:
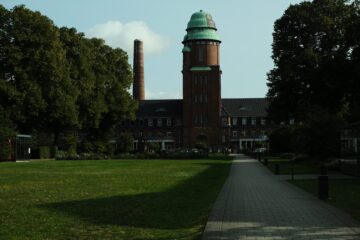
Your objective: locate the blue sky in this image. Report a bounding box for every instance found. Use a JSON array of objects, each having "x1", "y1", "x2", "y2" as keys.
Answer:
[{"x1": 1, "y1": 0, "x2": 304, "y2": 99}]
